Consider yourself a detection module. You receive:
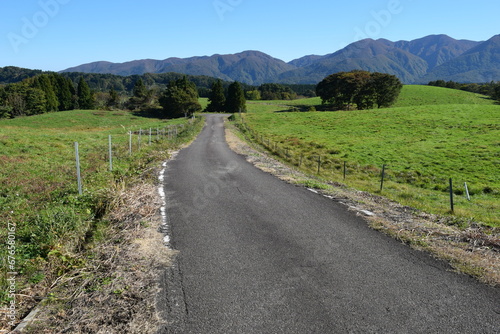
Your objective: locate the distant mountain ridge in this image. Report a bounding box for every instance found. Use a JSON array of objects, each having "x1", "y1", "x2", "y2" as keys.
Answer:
[{"x1": 61, "y1": 34, "x2": 500, "y2": 84}]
